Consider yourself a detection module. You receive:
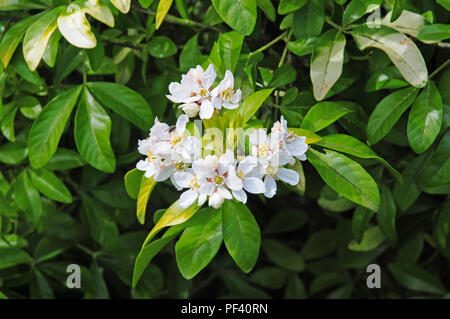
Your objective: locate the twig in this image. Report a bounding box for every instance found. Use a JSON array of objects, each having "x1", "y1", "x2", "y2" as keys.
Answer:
[{"x1": 429, "y1": 59, "x2": 450, "y2": 79}]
